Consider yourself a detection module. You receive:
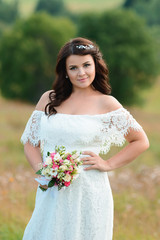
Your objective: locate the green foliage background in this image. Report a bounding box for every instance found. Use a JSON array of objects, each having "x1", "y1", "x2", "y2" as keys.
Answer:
[
  {"x1": 0, "y1": 13, "x2": 76, "y2": 103},
  {"x1": 78, "y1": 9, "x2": 158, "y2": 104},
  {"x1": 0, "y1": 0, "x2": 19, "y2": 23},
  {"x1": 0, "y1": 0, "x2": 159, "y2": 104},
  {"x1": 123, "y1": 0, "x2": 160, "y2": 26}
]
